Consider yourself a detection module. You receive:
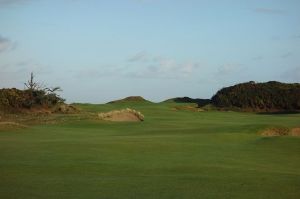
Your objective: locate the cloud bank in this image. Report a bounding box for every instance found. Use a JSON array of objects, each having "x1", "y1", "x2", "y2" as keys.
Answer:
[{"x1": 126, "y1": 52, "x2": 201, "y2": 78}]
